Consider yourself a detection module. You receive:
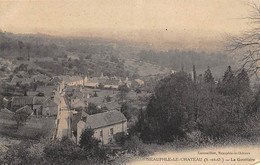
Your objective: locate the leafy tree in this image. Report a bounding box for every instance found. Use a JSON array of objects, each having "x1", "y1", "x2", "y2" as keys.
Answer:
[
  {"x1": 134, "y1": 108, "x2": 150, "y2": 140},
  {"x1": 44, "y1": 138, "x2": 87, "y2": 165},
  {"x1": 13, "y1": 112, "x2": 30, "y2": 129},
  {"x1": 86, "y1": 103, "x2": 102, "y2": 115},
  {"x1": 120, "y1": 102, "x2": 131, "y2": 120},
  {"x1": 28, "y1": 69, "x2": 36, "y2": 75},
  {"x1": 118, "y1": 84, "x2": 130, "y2": 93},
  {"x1": 0, "y1": 95, "x2": 3, "y2": 108},
  {"x1": 219, "y1": 66, "x2": 236, "y2": 96},
  {"x1": 26, "y1": 43, "x2": 31, "y2": 61},
  {"x1": 117, "y1": 84, "x2": 130, "y2": 103},
  {"x1": 203, "y1": 66, "x2": 214, "y2": 84},
  {"x1": 93, "y1": 91, "x2": 98, "y2": 97},
  {"x1": 18, "y1": 40, "x2": 24, "y2": 50},
  {"x1": 105, "y1": 95, "x2": 111, "y2": 102},
  {"x1": 192, "y1": 65, "x2": 197, "y2": 83},
  {"x1": 98, "y1": 83, "x2": 104, "y2": 89},
  {"x1": 140, "y1": 72, "x2": 195, "y2": 142},
  {"x1": 114, "y1": 132, "x2": 127, "y2": 145},
  {"x1": 252, "y1": 88, "x2": 260, "y2": 113},
  {"x1": 0, "y1": 141, "x2": 37, "y2": 165},
  {"x1": 79, "y1": 128, "x2": 106, "y2": 160},
  {"x1": 237, "y1": 68, "x2": 250, "y2": 96}
]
